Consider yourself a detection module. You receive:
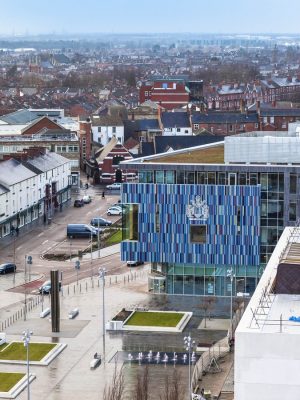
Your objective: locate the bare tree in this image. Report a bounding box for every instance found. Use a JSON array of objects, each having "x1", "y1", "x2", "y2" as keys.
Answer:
[
  {"x1": 103, "y1": 362, "x2": 125, "y2": 400},
  {"x1": 160, "y1": 369, "x2": 184, "y2": 400},
  {"x1": 133, "y1": 365, "x2": 149, "y2": 400},
  {"x1": 198, "y1": 297, "x2": 215, "y2": 328}
]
